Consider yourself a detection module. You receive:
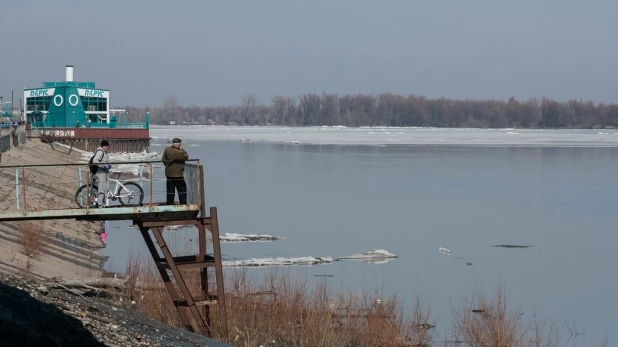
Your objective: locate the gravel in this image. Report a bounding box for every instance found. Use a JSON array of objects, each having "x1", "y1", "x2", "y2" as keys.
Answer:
[{"x1": 0, "y1": 272, "x2": 234, "y2": 347}]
